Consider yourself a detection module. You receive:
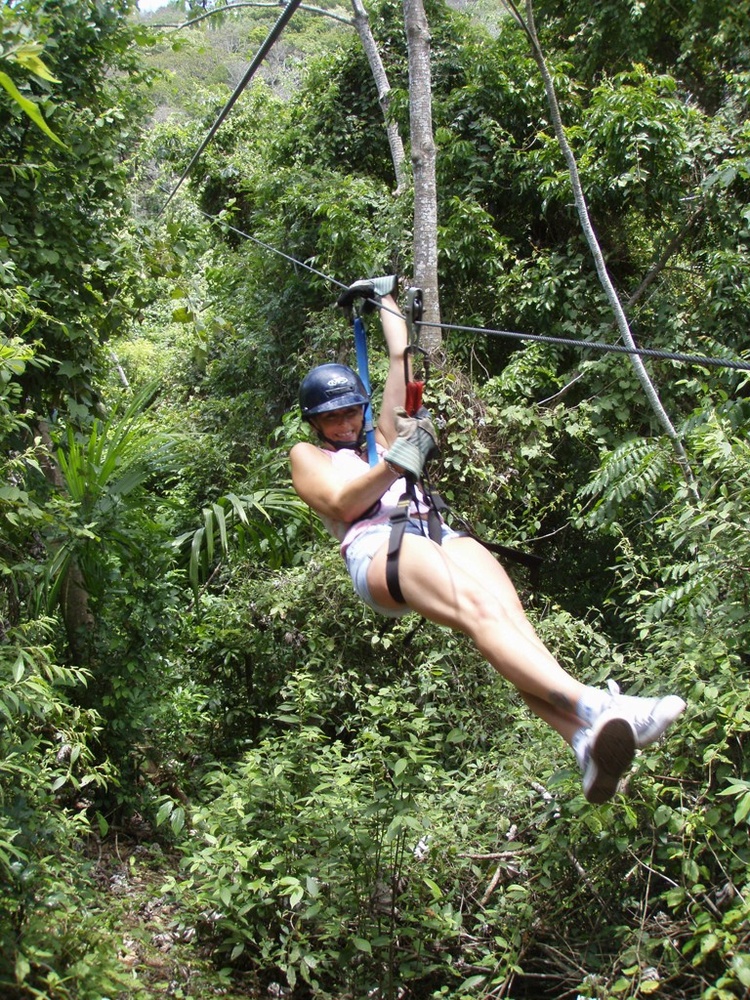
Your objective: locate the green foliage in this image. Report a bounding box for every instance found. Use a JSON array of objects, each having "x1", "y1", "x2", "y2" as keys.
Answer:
[
  {"x1": 0, "y1": 339, "x2": 51, "y2": 586},
  {"x1": 168, "y1": 590, "x2": 750, "y2": 999},
  {"x1": 580, "y1": 400, "x2": 750, "y2": 644},
  {"x1": 533, "y1": 0, "x2": 750, "y2": 113},
  {"x1": 0, "y1": 0, "x2": 151, "y2": 418},
  {"x1": 38, "y1": 382, "x2": 176, "y2": 613},
  {"x1": 0, "y1": 8, "x2": 66, "y2": 146},
  {"x1": 176, "y1": 484, "x2": 313, "y2": 596},
  {"x1": 0, "y1": 618, "x2": 129, "y2": 1000},
  {"x1": 165, "y1": 665, "x2": 499, "y2": 997},
  {"x1": 3, "y1": 1, "x2": 750, "y2": 997}
]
